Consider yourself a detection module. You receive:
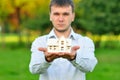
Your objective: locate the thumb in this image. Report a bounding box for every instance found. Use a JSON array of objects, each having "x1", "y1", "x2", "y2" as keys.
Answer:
[
  {"x1": 38, "y1": 47, "x2": 47, "y2": 52},
  {"x1": 72, "y1": 46, "x2": 80, "y2": 51}
]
